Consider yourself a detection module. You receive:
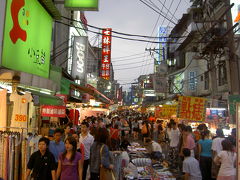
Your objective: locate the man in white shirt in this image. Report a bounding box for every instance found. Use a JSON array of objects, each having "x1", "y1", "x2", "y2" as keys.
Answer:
[
  {"x1": 169, "y1": 122, "x2": 180, "y2": 168},
  {"x1": 79, "y1": 122, "x2": 94, "y2": 180}
]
